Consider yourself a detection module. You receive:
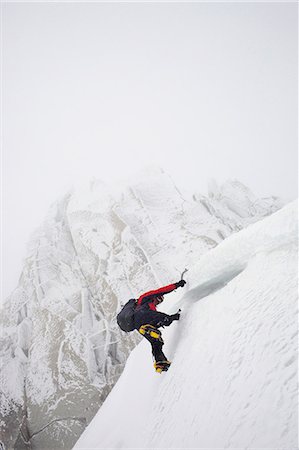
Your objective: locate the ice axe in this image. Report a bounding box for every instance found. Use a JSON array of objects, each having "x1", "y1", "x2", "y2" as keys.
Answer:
[{"x1": 180, "y1": 268, "x2": 188, "y2": 281}]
